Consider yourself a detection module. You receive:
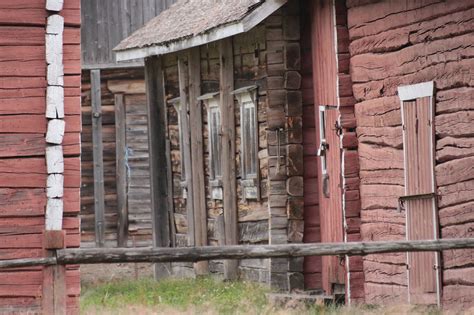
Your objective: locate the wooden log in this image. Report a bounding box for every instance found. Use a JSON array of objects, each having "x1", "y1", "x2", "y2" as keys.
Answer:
[
  {"x1": 436, "y1": 136, "x2": 474, "y2": 163},
  {"x1": 45, "y1": 199, "x2": 64, "y2": 231},
  {"x1": 46, "y1": 0, "x2": 64, "y2": 12},
  {"x1": 115, "y1": 94, "x2": 128, "y2": 247},
  {"x1": 46, "y1": 145, "x2": 64, "y2": 174},
  {"x1": 145, "y1": 56, "x2": 172, "y2": 279},
  {"x1": 177, "y1": 56, "x2": 195, "y2": 246},
  {"x1": 187, "y1": 48, "x2": 209, "y2": 274},
  {"x1": 45, "y1": 119, "x2": 66, "y2": 144},
  {"x1": 47, "y1": 174, "x2": 63, "y2": 198},
  {"x1": 219, "y1": 38, "x2": 238, "y2": 280},
  {"x1": 46, "y1": 86, "x2": 64, "y2": 118},
  {"x1": 91, "y1": 69, "x2": 105, "y2": 247},
  {"x1": 2, "y1": 238, "x2": 474, "y2": 269},
  {"x1": 436, "y1": 156, "x2": 474, "y2": 186}
]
